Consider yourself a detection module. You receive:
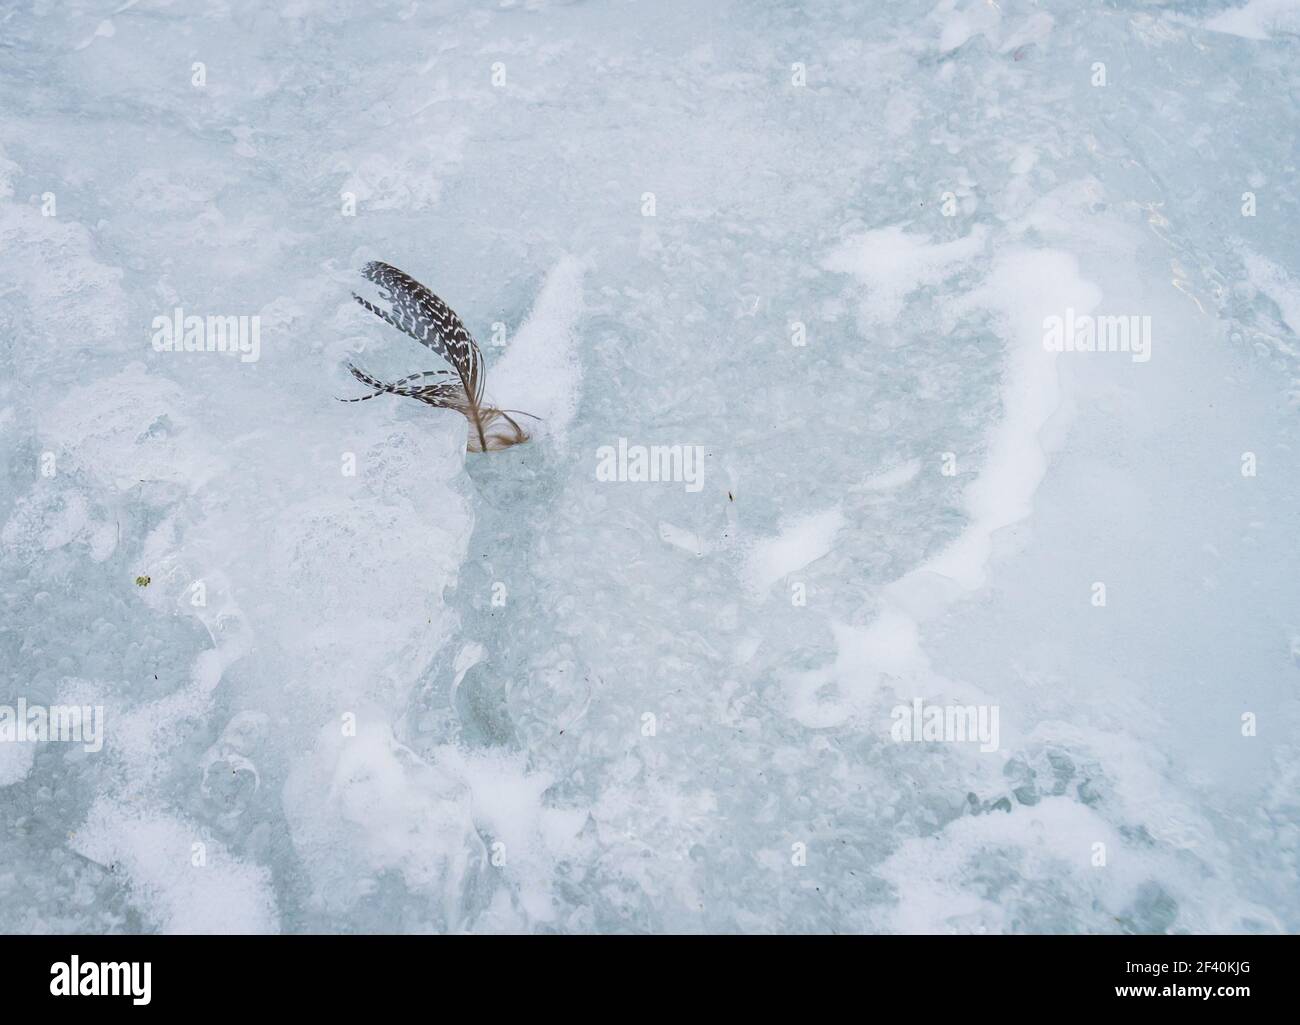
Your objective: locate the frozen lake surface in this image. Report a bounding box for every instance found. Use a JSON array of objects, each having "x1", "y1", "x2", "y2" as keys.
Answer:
[{"x1": 1, "y1": 0, "x2": 1298, "y2": 933}]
